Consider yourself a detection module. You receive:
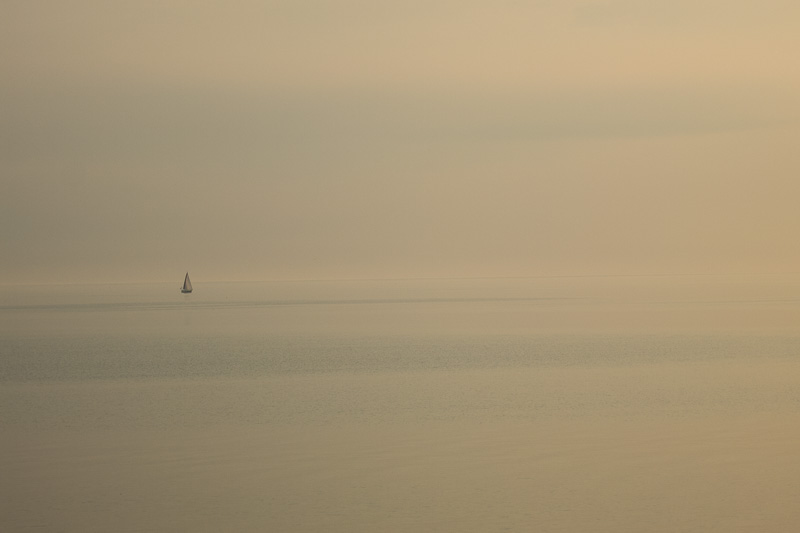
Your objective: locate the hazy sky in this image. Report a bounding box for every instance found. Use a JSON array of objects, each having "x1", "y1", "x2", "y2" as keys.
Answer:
[{"x1": 3, "y1": 1, "x2": 800, "y2": 283}]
